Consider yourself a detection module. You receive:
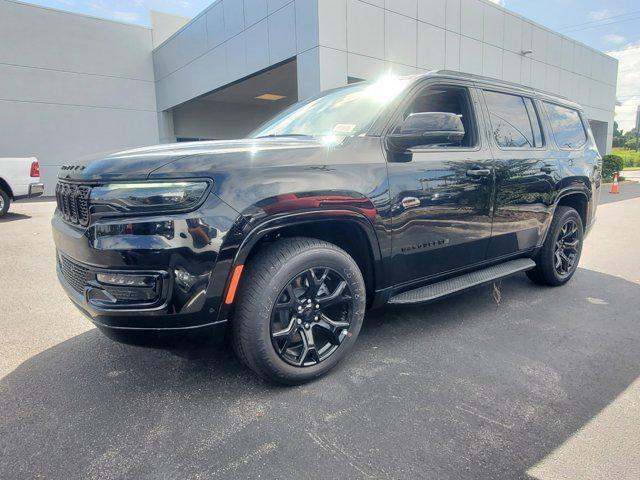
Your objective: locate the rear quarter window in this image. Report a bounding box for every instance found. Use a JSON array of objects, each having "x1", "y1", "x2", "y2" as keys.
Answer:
[{"x1": 544, "y1": 102, "x2": 587, "y2": 150}]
